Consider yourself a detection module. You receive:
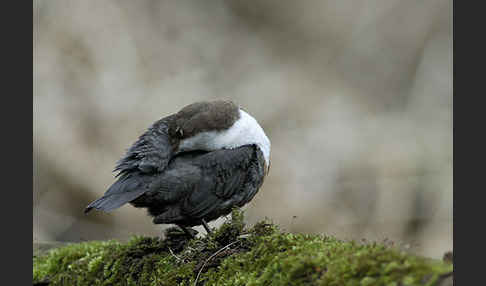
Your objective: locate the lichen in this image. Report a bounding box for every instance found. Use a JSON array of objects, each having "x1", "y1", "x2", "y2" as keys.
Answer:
[{"x1": 33, "y1": 209, "x2": 452, "y2": 286}]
